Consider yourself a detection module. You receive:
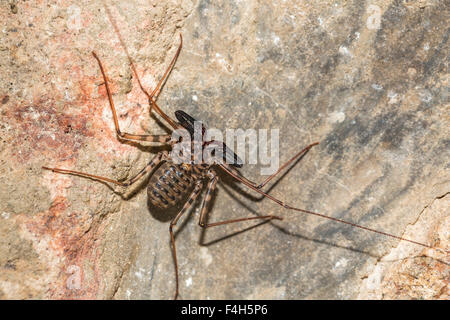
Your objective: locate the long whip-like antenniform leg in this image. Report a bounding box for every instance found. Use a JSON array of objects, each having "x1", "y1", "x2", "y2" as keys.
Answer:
[
  {"x1": 223, "y1": 142, "x2": 319, "y2": 190},
  {"x1": 169, "y1": 181, "x2": 204, "y2": 300},
  {"x1": 92, "y1": 52, "x2": 173, "y2": 142},
  {"x1": 43, "y1": 152, "x2": 166, "y2": 187},
  {"x1": 256, "y1": 142, "x2": 319, "y2": 189},
  {"x1": 103, "y1": 4, "x2": 180, "y2": 130},
  {"x1": 123, "y1": 35, "x2": 181, "y2": 129},
  {"x1": 198, "y1": 170, "x2": 282, "y2": 228},
  {"x1": 219, "y1": 163, "x2": 448, "y2": 254},
  {"x1": 149, "y1": 35, "x2": 183, "y2": 102},
  {"x1": 135, "y1": 35, "x2": 182, "y2": 127}
]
